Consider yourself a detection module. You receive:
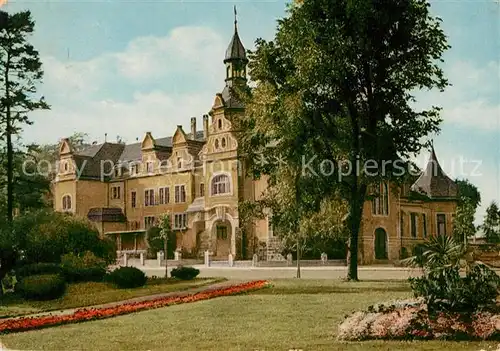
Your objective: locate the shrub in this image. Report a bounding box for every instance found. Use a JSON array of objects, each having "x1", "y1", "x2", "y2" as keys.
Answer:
[
  {"x1": 61, "y1": 251, "x2": 107, "y2": 282},
  {"x1": 170, "y1": 266, "x2": 200, "y2": 280},
  {"x1": 146, "y1": 226, "x2": 176, "y2": 259},
  {"x1": 16, "y1": 262, "x2": 62, "y2": 279},
  {"x1": 105, "y1": 266, "x2": 147, "y2": 288},
  {"x1": 410, "y1": 264, "x2": 500, "y2": 313},
  {"x1": 12, "y1": 209, "x2": 116, "y2": 265},
  {"x1": 15, "y1": 274, "x2": 66, "y2": 301}
]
